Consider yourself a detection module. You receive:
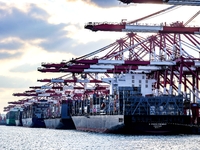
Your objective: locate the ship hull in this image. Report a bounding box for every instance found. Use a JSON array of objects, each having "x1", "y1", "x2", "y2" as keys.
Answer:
[
  {"x1": 15, "y1": 111, "x2": 23, "y2": 126},
  {"x1": 124, "y1": 115, "x2": 200, "y2": 134},
  {"x1": 72, "y1": 115, "x2": 200, "y2": 134},
  {"x1": 72, "y1": 115, "x2": 125, "y2": 133},
  {"x1": 0, "y1": 120, "x2": 6, "y2": 125},
  {"x1": 6, "y1": 119, "x2": 16, "y2": 126},
  {"x1": 126, "y1": 122, "x2": 199, "y2": 135},
  {"x1": 44, "y1": 118, "x2": 76, "y2": 129},
  {"x1": 22, "y1": 118, "x2": 46, "y2": 128},
  {"x1": 15, "y1": 119, "x2": 23, "y2": 126}
]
